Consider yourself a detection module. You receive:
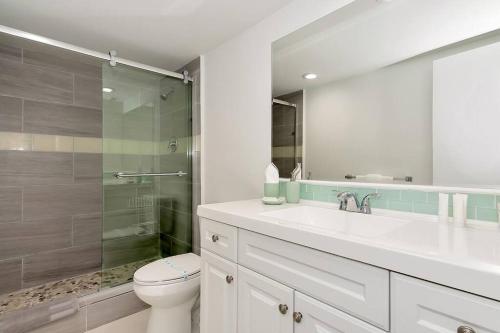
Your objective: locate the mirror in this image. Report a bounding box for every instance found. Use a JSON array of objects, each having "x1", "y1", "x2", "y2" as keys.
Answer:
[{"x1": 272, "y1": 0, "x2": 500, "y2": 188}]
